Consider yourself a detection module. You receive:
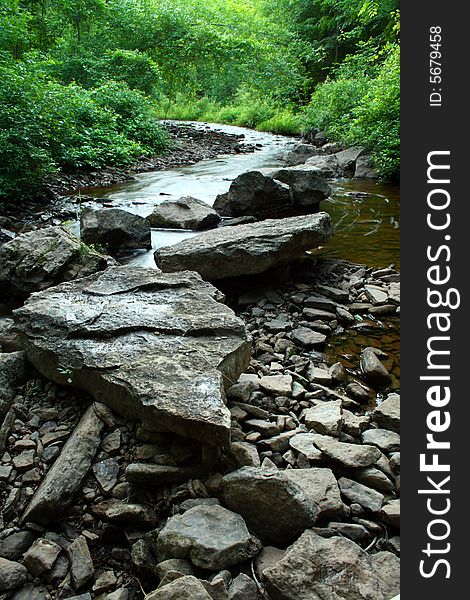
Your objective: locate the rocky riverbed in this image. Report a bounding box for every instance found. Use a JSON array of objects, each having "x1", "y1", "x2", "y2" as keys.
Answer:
[{"x1": 0, "y1": 129, "x2": 400, "y2": 600}]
